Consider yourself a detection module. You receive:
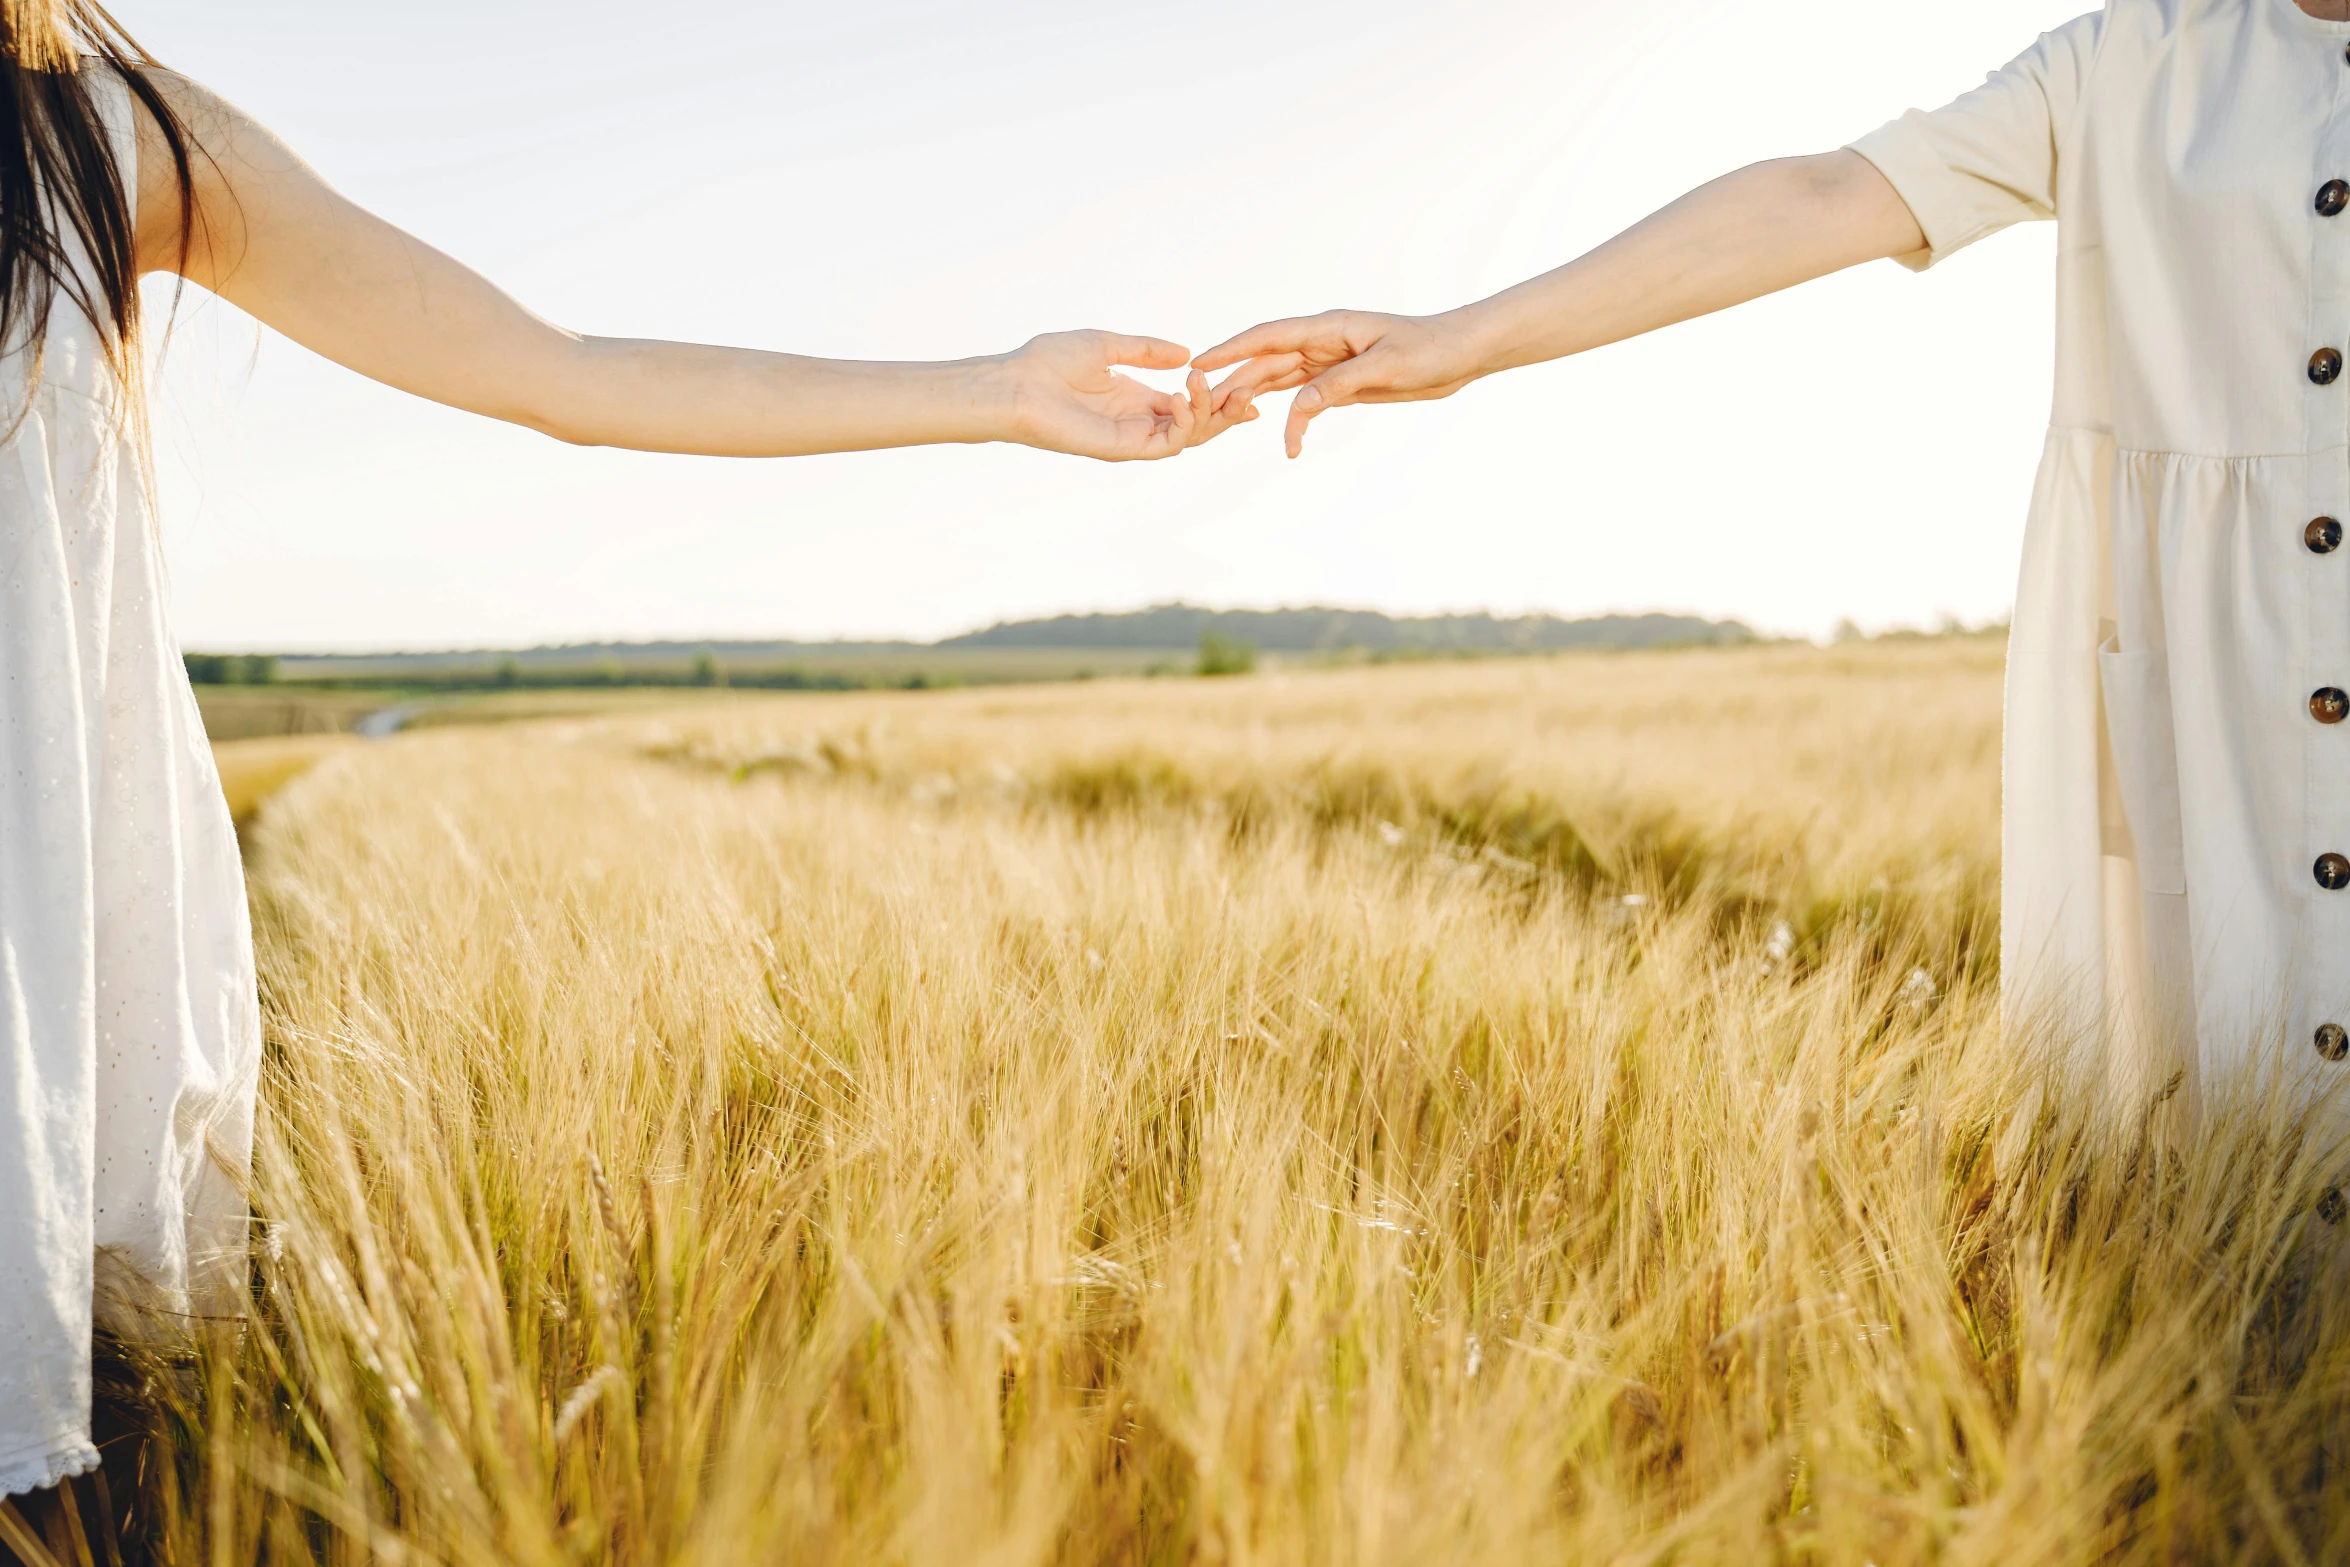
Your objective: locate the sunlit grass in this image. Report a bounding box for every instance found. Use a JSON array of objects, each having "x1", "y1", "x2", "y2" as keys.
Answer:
[
  {"x1": 132, "y1": 643, "x2": 2350, "y2": 1564},
  {"x1": 208, "y1": 735, "x2": 359, "y2": 835}
]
